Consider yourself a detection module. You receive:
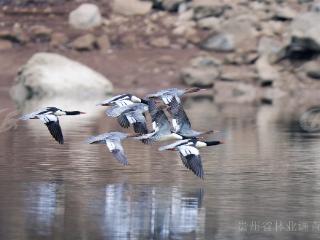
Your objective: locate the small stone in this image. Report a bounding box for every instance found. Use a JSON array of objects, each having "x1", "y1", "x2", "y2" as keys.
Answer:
[
  {"x1": 201, "y1": 33, "x2": 235, "y2": 52},
  {"x1": 30, "y1": 25, "x2": 52, "y2": 42},
  {"x1": 272, "y1": 6, "x2": 297, "y2": 21},
  {"x1": 304, "y1": 61, "x2": 320, "y2": 79},
  {"x1": 96, "y1": 35, "x2": 110, "y2": 52},
  {"x1": 69, "y1": 3, "x2": 102, "y2": 30},
  {"x1": 112, "y1": 0, "x2": 152, "y2": 16},
  {"x1": 149, "y1": 36, "x2": 170, "y2": 48},
  {"x1": 0, "y1": 40, "x2": 13, "y2": 50},
  {"x1": 181, "y1": 55, "x2": 221, "y2": 87},
  {"x1": 256, "y1": 56, "x2": 279, "y2": 84},
  {"x1": 162, "y1": 0, "x2": 185, "y2": 11},
  {"x1": 50, "y1": 32, "x2": 68, "y2": 47},
  {"x1": 197, "y1": 16, "x2": 220, "y2": 30},
  {"x1": 70, "y1": 34, "x2": 96, "y2": 51},
  {"x1": 192, "y1": 0, "x2": 230, "y2": 20}
]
